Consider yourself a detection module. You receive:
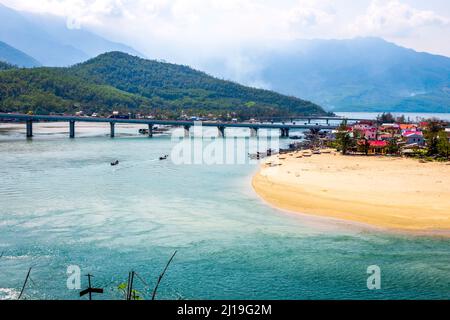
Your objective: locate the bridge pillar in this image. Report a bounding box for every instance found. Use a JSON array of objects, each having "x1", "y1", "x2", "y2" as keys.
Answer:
[
  {"x1": 326, "y1": 119, "x2": 329, "y2": 125},
  {"x1": 218, "y1": 126, "x2": 225, "y2": 138},
  {"x1": 184, "y1": 125, "x2": 191, "y2": 138},
  {"x1": 308, "y1": 119, "x2": 311, "y2": 124},
  {"x1": 148, "y1": 124, "x2": 153, "y2": 138},
  {"x1": 26, "y1": 120, "x2": 33, "y2": 138},
  {"x1": 250, "y1": 127, "x2": 258, "y2": 138},
  {"x1": 280, "y1": 128, "x2": 290, "y2": 138},
  {"x1": 69, "y1": 121, "x2": 75, "y2": 139},
  {"x1": 110, "y1": 122, "x2": 115, "y2": 138}
]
